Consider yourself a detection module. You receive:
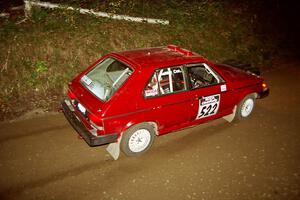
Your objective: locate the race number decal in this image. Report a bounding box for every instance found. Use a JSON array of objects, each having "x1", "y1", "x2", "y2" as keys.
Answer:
[{"x1": 196, "y1": 94, "x2": 220, "y2": 119}]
